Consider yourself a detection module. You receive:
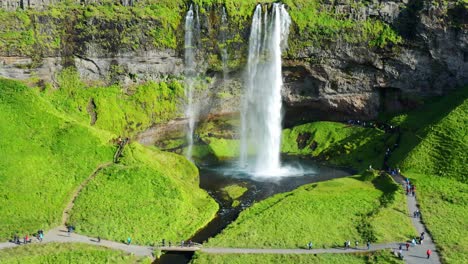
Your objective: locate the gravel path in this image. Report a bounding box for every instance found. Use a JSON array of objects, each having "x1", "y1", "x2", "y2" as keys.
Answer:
[
  {"x1": 200, "y1": 243, "x2": 400, "y2": 254},
  {"x1": 392, "y1": 175, "x2": 442, "y2": 264},
  {"x1": 0, "y1": 165, "x2": 443, "y2": 264}
]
